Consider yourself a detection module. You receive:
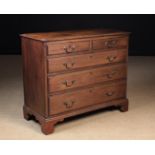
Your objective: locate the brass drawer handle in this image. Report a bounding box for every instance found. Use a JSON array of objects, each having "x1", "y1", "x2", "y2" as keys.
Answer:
[
  {"x1": 105, "y1": 40, "x2": 117, "y2": 48},
  {"x1": 106, "y1": 71, "x2": 117, "y2": 79},
  {"x1": 63, "y1": 62, "x2": 75, "y2": 69},
  {"x1": 64, "y1": 100, "x2": 75, "y2": 109},
  {"x1": 64, "y1": 45, "x2": 76, "y2": 53},
  {"x1": 106, "y1": 92, "x2": 114, "y2": 96},
  {"x1": 62, "y1": 80, "x2": 76, "y2": 87},
  {"x1": 107, "y1": 56, "x2": 117, "y2": 62}
]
